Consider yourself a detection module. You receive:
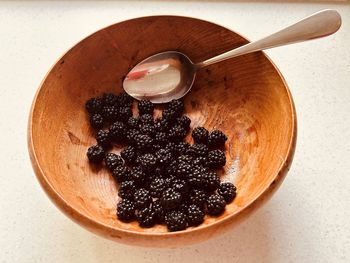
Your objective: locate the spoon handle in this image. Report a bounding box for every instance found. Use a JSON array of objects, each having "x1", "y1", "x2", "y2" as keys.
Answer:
[{"x1": 196, "y1": 9, "x2": 341, "y2": 68}]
